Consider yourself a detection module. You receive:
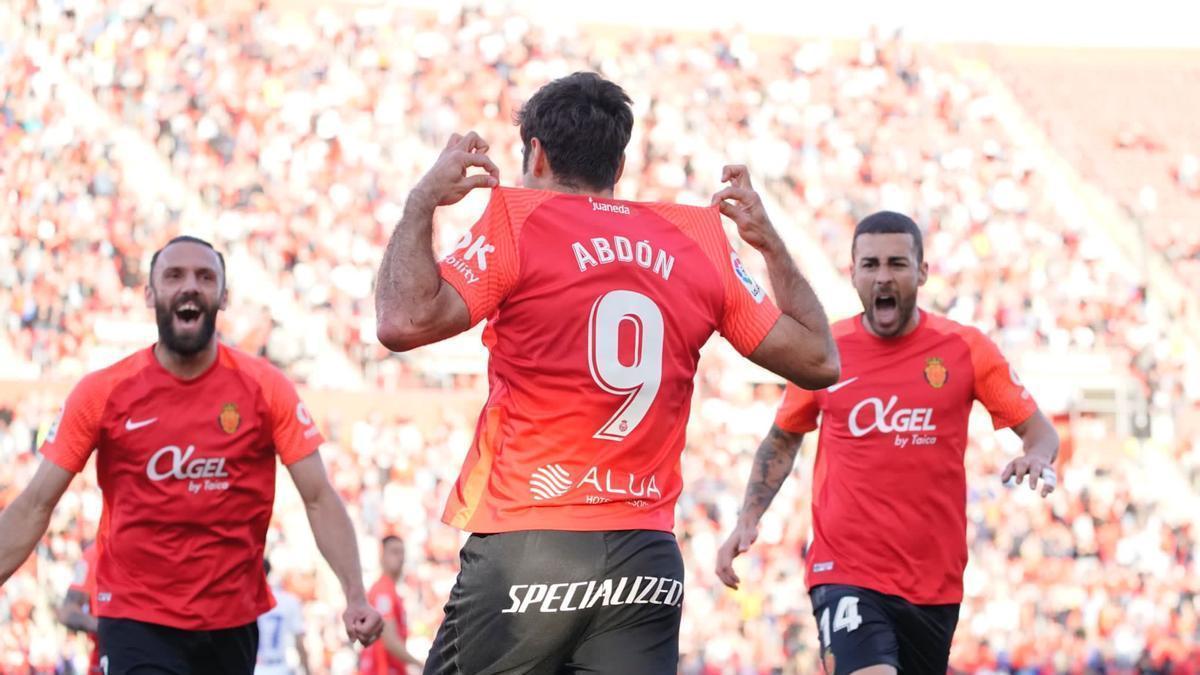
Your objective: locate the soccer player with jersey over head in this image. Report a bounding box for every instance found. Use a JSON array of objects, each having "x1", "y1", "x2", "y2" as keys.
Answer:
[
  {"x1": 374, "y1": 71, "x2": 841, "y2": 673},
  {"x1": 716, "y1": 212, "x2": 1061, "y2": 674},
  {"x1": 0, "y1": 236, "x2": 382, "y2": 674},
  {"x1": 359, "y1": 535, "x2": 424, "y2": 675}
]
